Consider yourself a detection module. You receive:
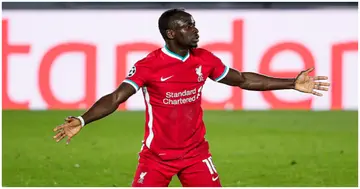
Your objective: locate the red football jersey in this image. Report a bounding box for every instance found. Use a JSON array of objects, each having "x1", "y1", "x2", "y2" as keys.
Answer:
[{"x1": 123, "y1": 46, "x2": 229, "y2": 161}]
